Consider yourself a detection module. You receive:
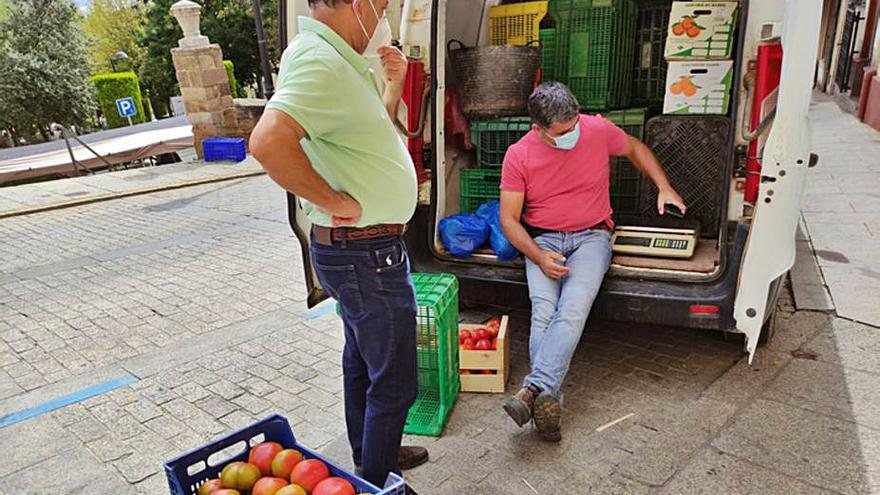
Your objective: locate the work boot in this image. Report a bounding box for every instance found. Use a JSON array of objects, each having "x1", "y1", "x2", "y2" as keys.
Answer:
[
  {"x1": 502, "y1": 384, "x2": 541, "y2": 427},
  {"x1": 532, "y1": 391, "x2": 562, "y2": 442}
]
